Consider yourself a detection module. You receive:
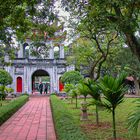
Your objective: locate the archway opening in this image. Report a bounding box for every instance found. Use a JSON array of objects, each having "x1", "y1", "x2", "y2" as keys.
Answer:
[
  {"x1": 32, "y1": 69, "x2": 50, "y2": 94},
  {"x1": 23, "y1": 43, "x2": 30, "y2": 58}
]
